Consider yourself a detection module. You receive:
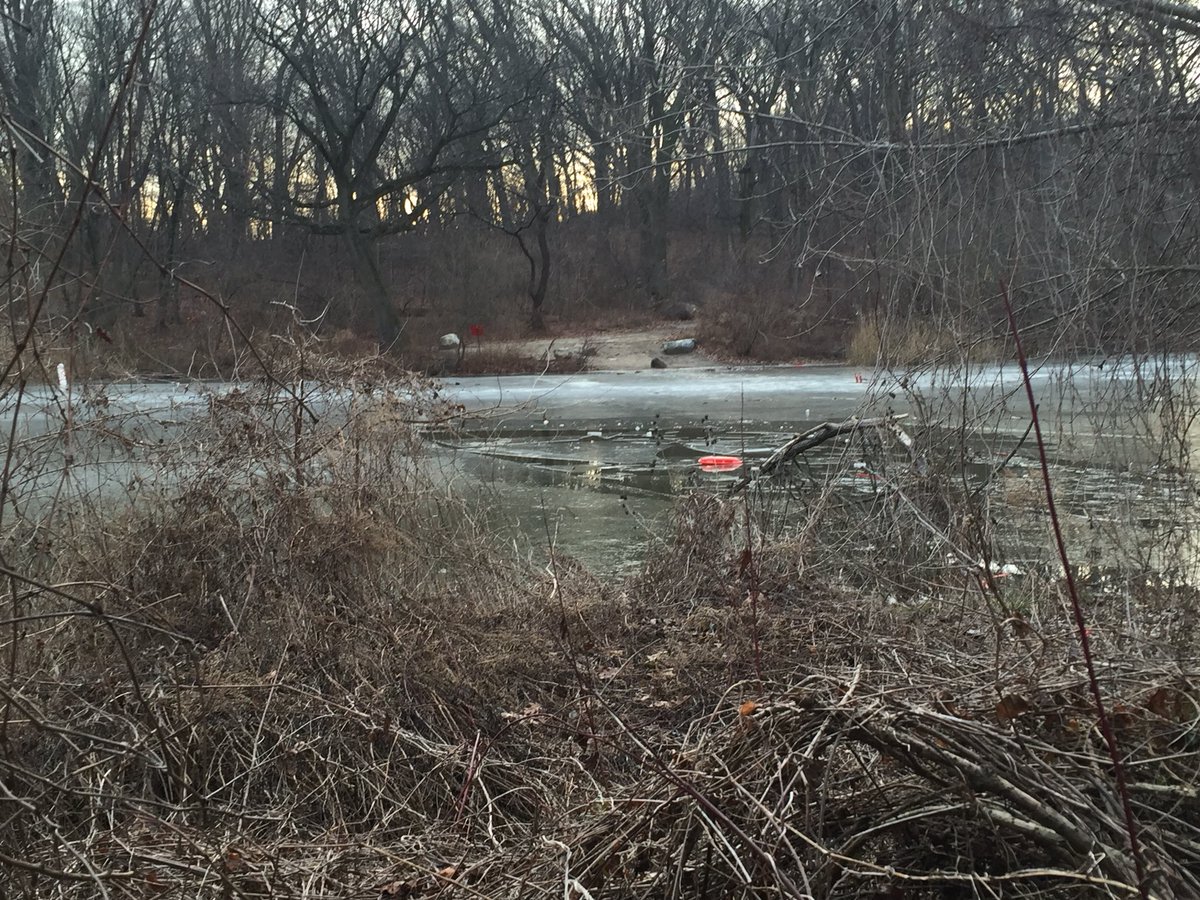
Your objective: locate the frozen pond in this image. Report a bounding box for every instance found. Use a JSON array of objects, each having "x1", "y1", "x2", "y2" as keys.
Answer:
[
  {"x1": 2, "y1": 357, "x2": 1197, "y2": 575},
  {"x1": 436, "y1": 360, "x2": 1200, "y2": 572}
]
